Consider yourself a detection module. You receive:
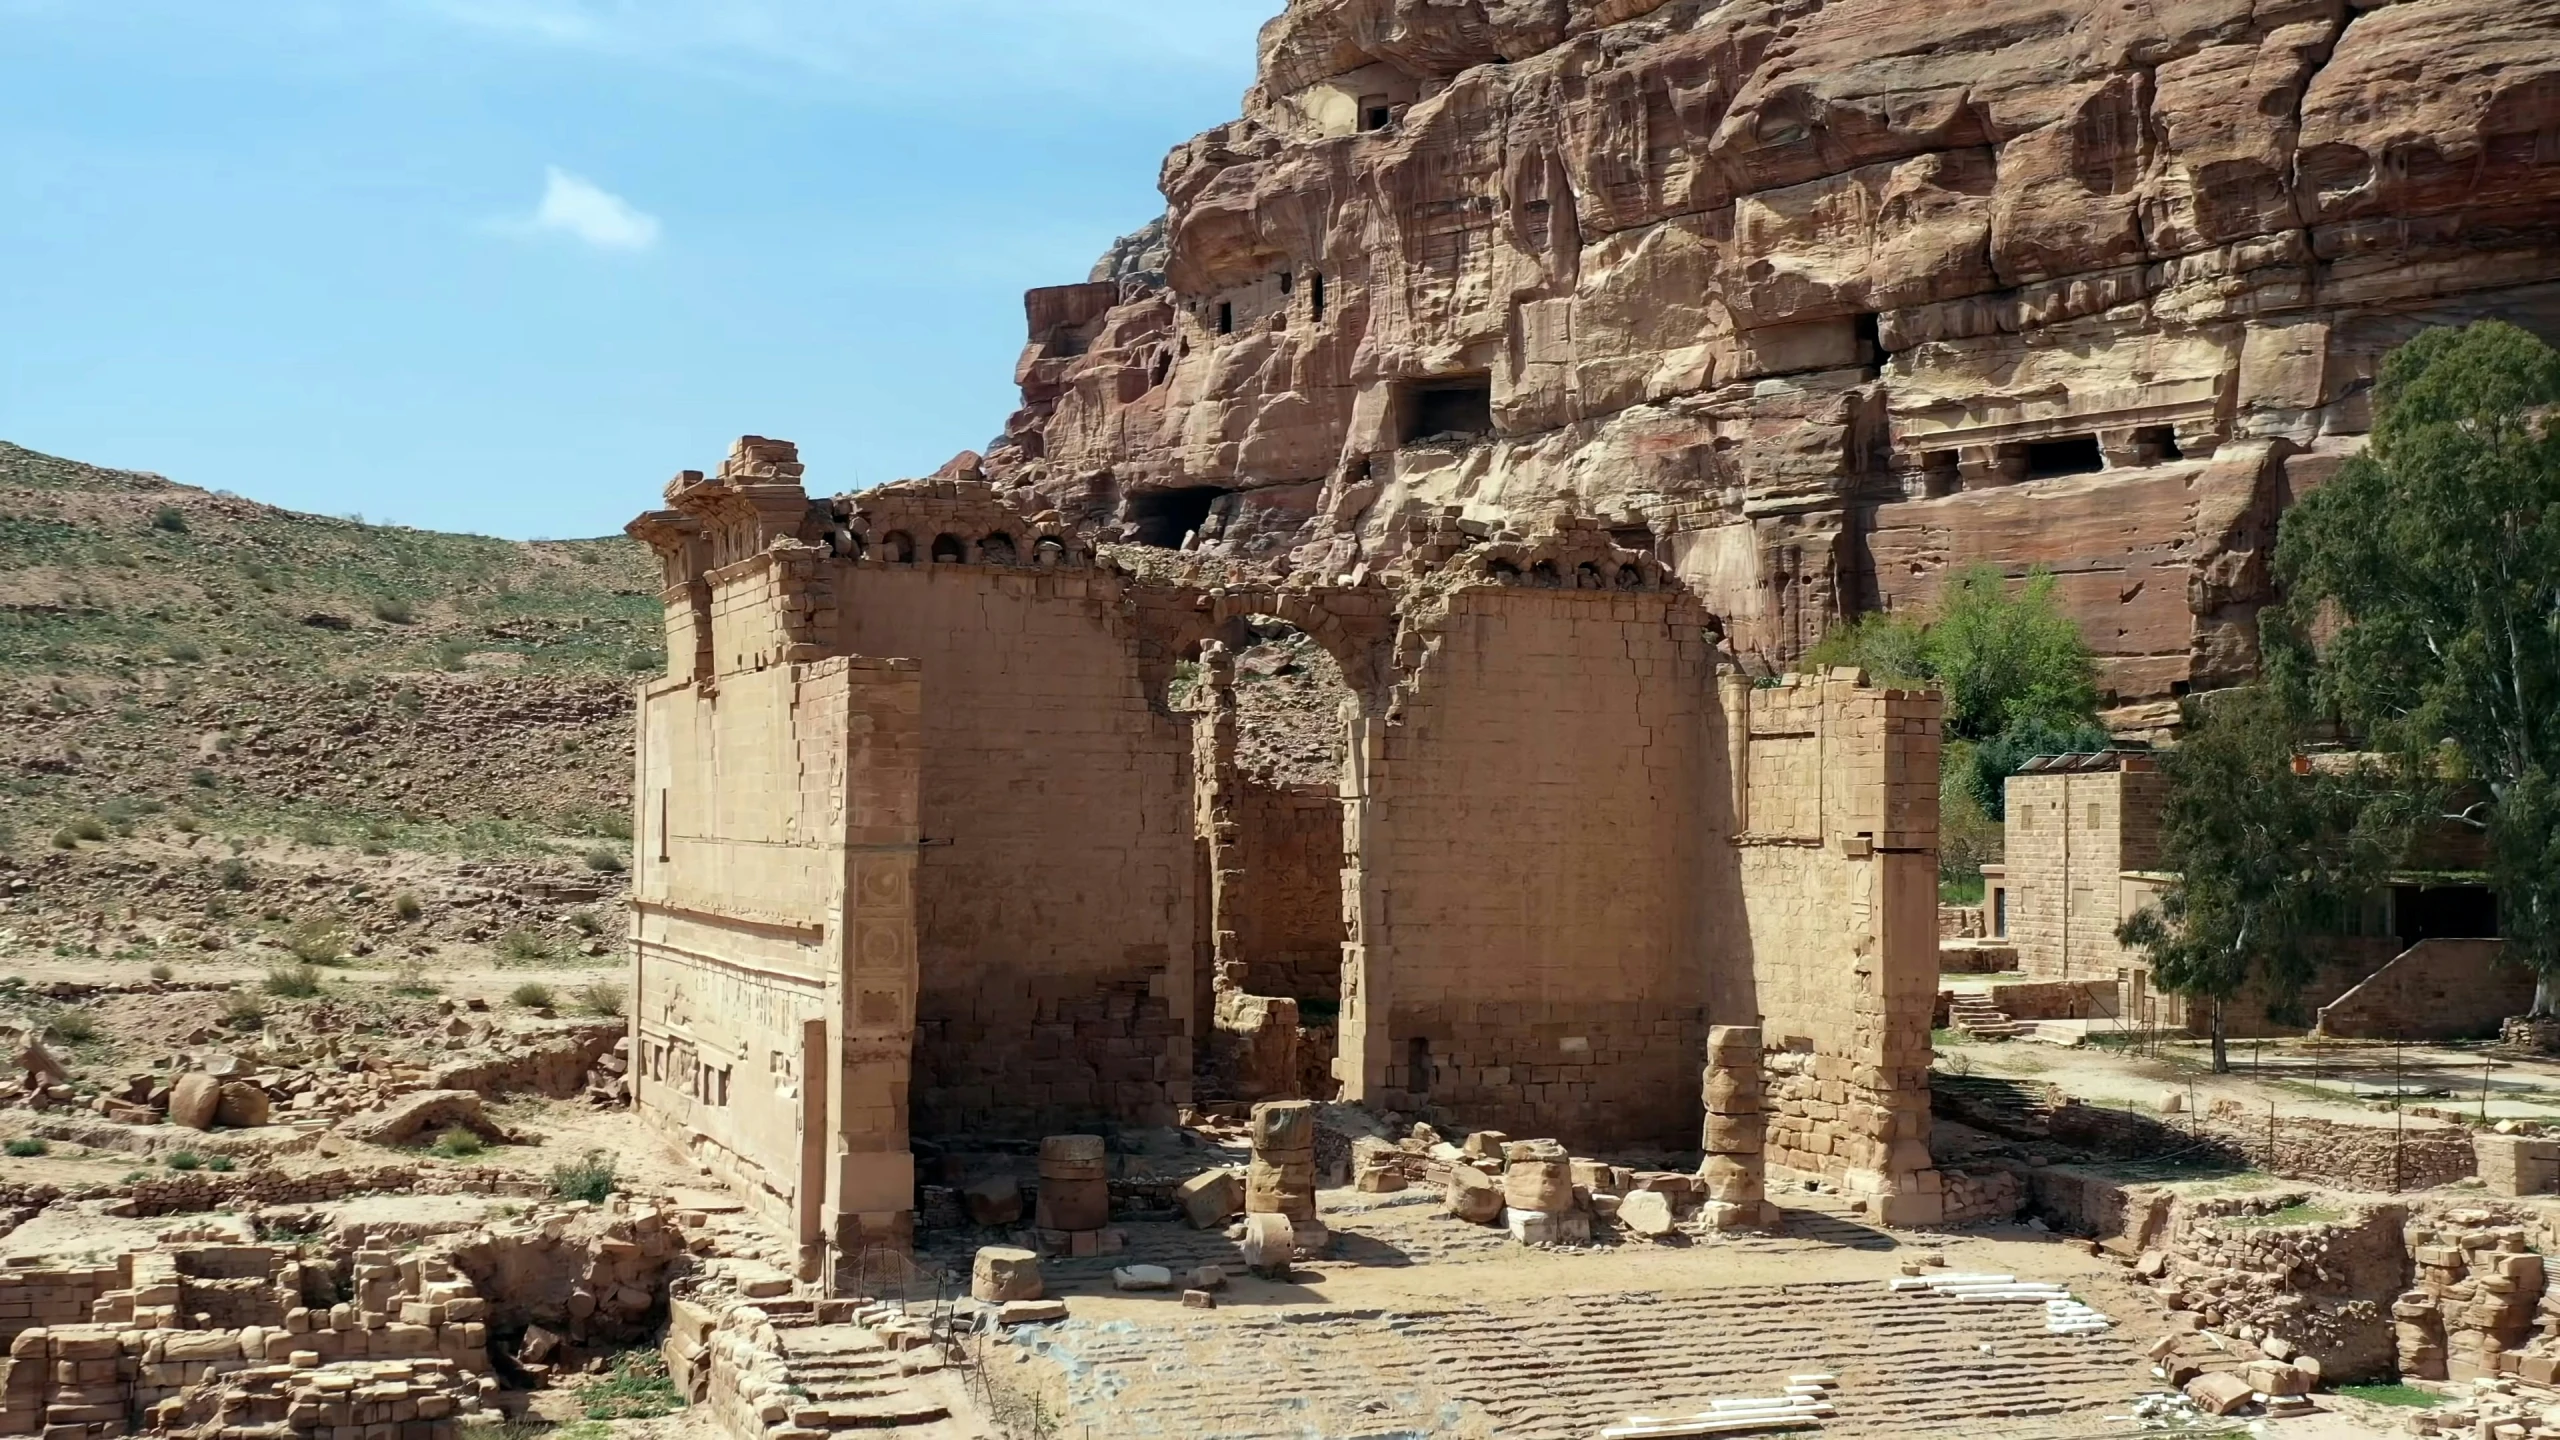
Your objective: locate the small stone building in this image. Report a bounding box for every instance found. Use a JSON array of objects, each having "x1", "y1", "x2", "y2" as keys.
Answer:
[
  {"x1": 1993, "y1": 750, "x2": 2166, "y2": 987},
  {"x1": 624, "y1": 438, "x2": 1952, "y2": 1281}
]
